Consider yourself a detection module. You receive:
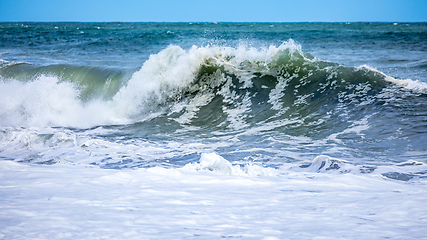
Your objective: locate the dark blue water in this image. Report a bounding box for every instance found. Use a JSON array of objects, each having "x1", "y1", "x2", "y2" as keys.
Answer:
[{"x1": 1, "y1": 22, "x2": 426, "y2": 78}]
